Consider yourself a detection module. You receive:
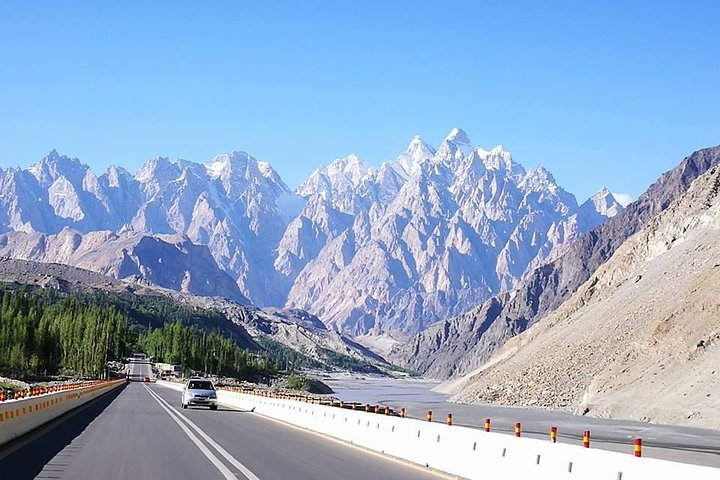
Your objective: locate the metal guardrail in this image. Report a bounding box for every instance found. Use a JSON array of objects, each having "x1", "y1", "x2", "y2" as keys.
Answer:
[{"x1": 0, "y1": 380, "x2": 120, "y2": 402}]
